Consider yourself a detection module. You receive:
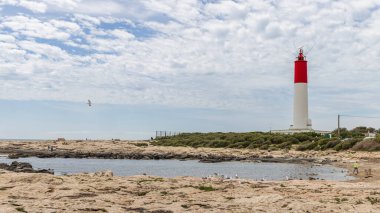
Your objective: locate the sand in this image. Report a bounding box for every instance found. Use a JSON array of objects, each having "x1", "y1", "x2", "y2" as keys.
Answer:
[{"x1": 0, "y1": 140, "x2": 379, "y2": 212}]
